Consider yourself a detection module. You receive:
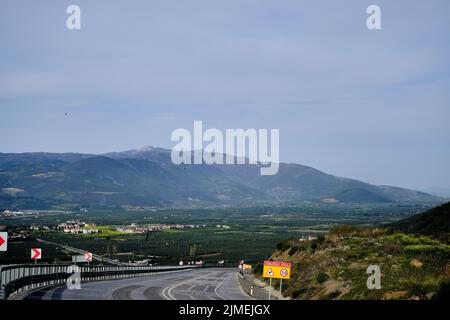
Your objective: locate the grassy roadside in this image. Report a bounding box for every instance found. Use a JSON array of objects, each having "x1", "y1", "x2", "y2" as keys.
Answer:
[{"x1": 255, "y1": 226, "x2": 450, "y2": 300}]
